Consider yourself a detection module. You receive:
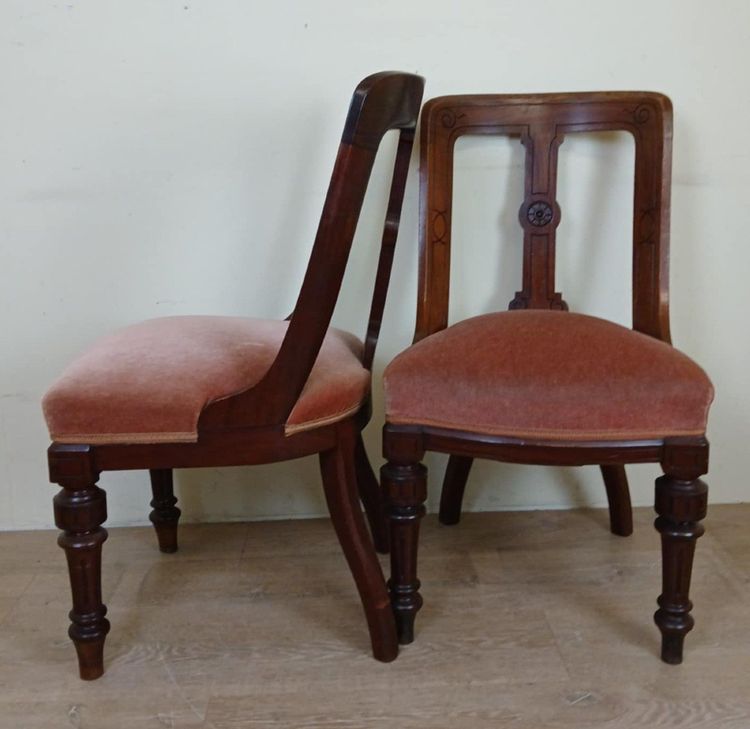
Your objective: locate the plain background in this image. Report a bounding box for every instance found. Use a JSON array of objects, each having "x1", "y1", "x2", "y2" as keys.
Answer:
[{"x1": 1, "y1": 0, "x2": 748, "y2": 530}]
